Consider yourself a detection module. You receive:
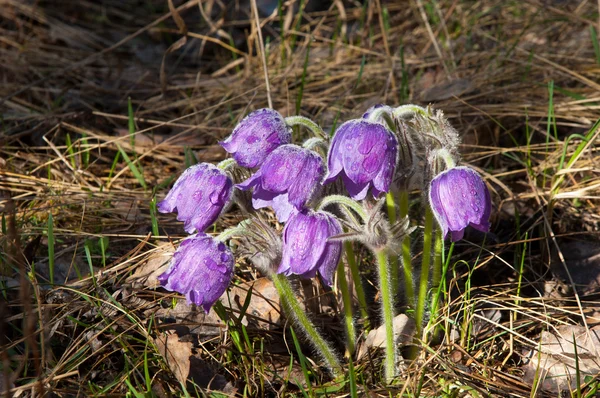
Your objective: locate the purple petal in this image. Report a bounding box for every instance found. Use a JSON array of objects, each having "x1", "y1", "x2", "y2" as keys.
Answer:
[
  {"x1": 323, "y1": 127, "x2": 345, "y2": 184},
  {"x1": 278, "y1": 211, "x2": 342, "y2": 281},
  {"x1": 372, "y1": 135, "x2": 398, "y2": 195},
  {"x1": 260, "y1": 147, "x2": 301, "y2": 193},
  {"x1": 269, "y1": 193, "x2": 298, "y2": 222},
  {"x1": 316, "y1": 217, "x2": 343, "y2": 286},
  {"x1": 429, "y1": 178, "x2": 449, "y2": 238},
  {"x1": 158, "y1": 163, "x2": 232, "y2": 233},
  {"x1": 240, "y1": 145, "x2": 323, "y2": 221},
  {"x1": 450, "y1": 230, "x2": 465, "y2": 242},
  {"x1": 219, "y1": 109, "x2": 291, "y2": 168},
  {"x1": 342, "y1": 121, "x2": 388, "y2": 184},
  {"x1": 429, "y1": 166, "x2": 491, "y2": 241},
  {"x1": 278, "y1": 211, "x2": 328, "y2": 276},
  {"x1": 326, "y1": 119, "x2": 397, "y2": 199},
  {"x1": 236, "y1": 171, "x2": 261, "y2": 191},
  {"x1": 158, "y1": 234, "x2": 234, "y2": 313},
  {"x1": 342, "y1": 172, "x2": 370, "y2": 201},
  {"x1": 287, "y1": 151, "x2": 324, "y2": 209}
]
